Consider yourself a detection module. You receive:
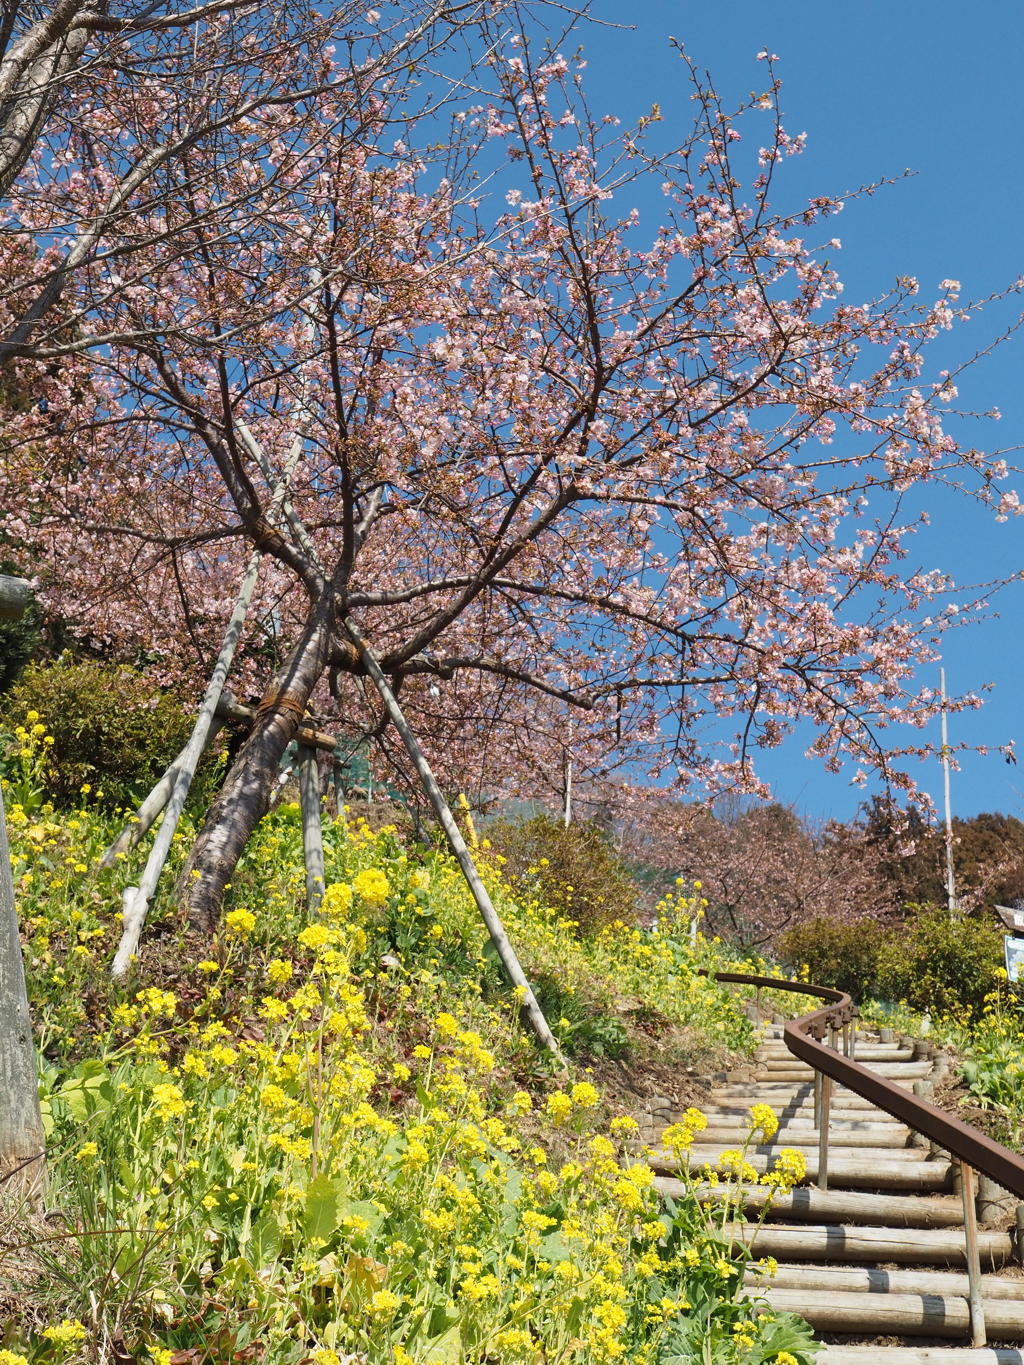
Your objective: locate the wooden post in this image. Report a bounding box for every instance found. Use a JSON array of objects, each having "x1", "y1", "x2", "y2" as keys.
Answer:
[
  {"x1": 344, "y1": 621, "x2": 564, "y2": 1062},
  {"x1": 813, "y1": 1068, "x2": 822, "y2": 1130},
  {"x1": 0, "y1": 577, "x2": 45, "y2": 1200},
  {"x1": 959, "y1": 1161, "x2": 987, "y2": 1346},
  {"x1": 298, "y1": 744, "x2": 325, "y2": 913},
  {"x1": 817, "y1": 1073, "x2": 831, "y2": 1192},
  {"x1": 100, "y1": 721, "x2": 223, "y2": 868}
]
